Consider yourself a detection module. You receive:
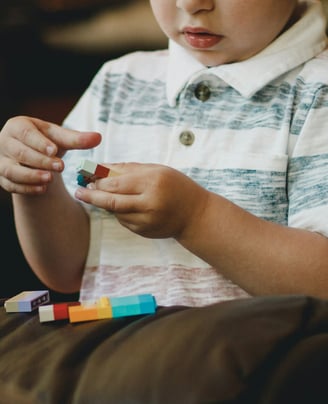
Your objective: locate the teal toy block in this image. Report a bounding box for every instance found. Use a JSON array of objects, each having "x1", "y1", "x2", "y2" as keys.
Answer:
[
  {"x1": 138, "y1": 294, "x2": 157, "y2": 314},
  {"x1": 109, "y1": 294, "x2": 157, "y2": 318},
  {"x1": 77, "y1": 173, "x2": 89, "y2": 187},
  {"x1": 110, "y1": 295, "x2": 141, "y2": 317}
]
